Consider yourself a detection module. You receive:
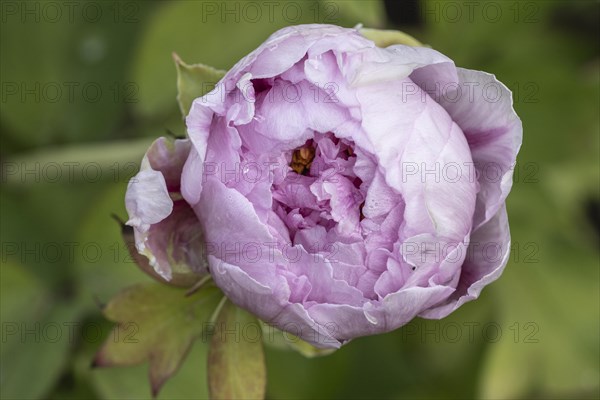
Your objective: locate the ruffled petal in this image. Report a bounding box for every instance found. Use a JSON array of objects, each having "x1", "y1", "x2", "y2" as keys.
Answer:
[
  {"x1": 436, "y1": 68, "x2": 522, "y2": 229},
  {"x1": 125, "y1": 169, "x2": 172, "y2": 231},
  {"x1": 356, "y1": 75, "x2": 477, "y2": 243},
  {"x1": 210, "y1": 255, "x2": 342, "y2": 348},
  {"x1": 126, "y1": 138, "x2": 209, "y2": 280},
  {"x1": 141, "y1": 201, "x2": 209, "y2": 279},
  {"x1": 419, "y1": 205, "x2": 511, "y2": 318},
  {"x1": 142, "y1": 137, "x2": 192, "y2": 190}
]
